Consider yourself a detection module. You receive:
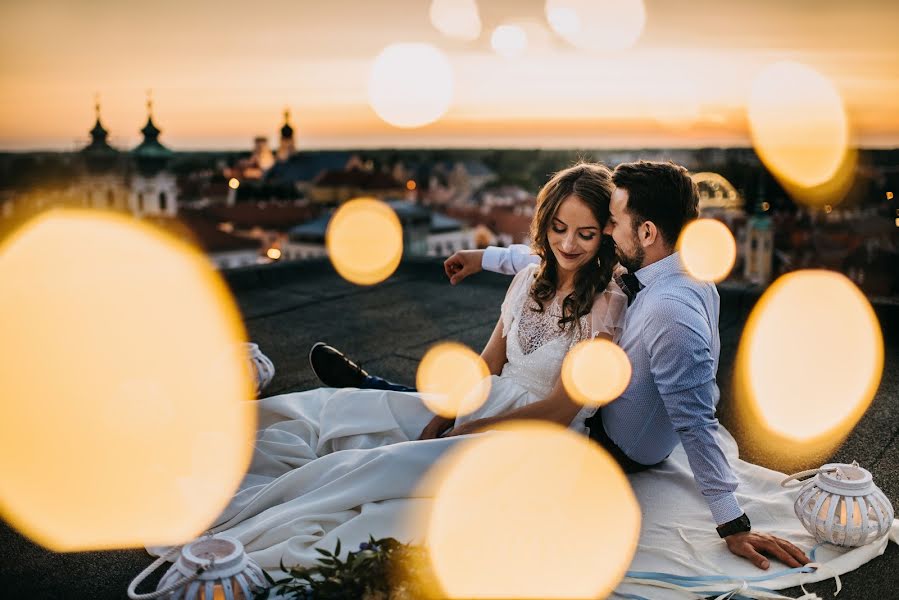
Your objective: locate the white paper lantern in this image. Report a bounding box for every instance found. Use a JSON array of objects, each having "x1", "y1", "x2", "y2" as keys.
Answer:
[
  {"x1": 128, "y1": 535, "x2": 268, "y2": 600},
  {"x1": 783, "y1": 461, "x2": 894, "y2": 547}
]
